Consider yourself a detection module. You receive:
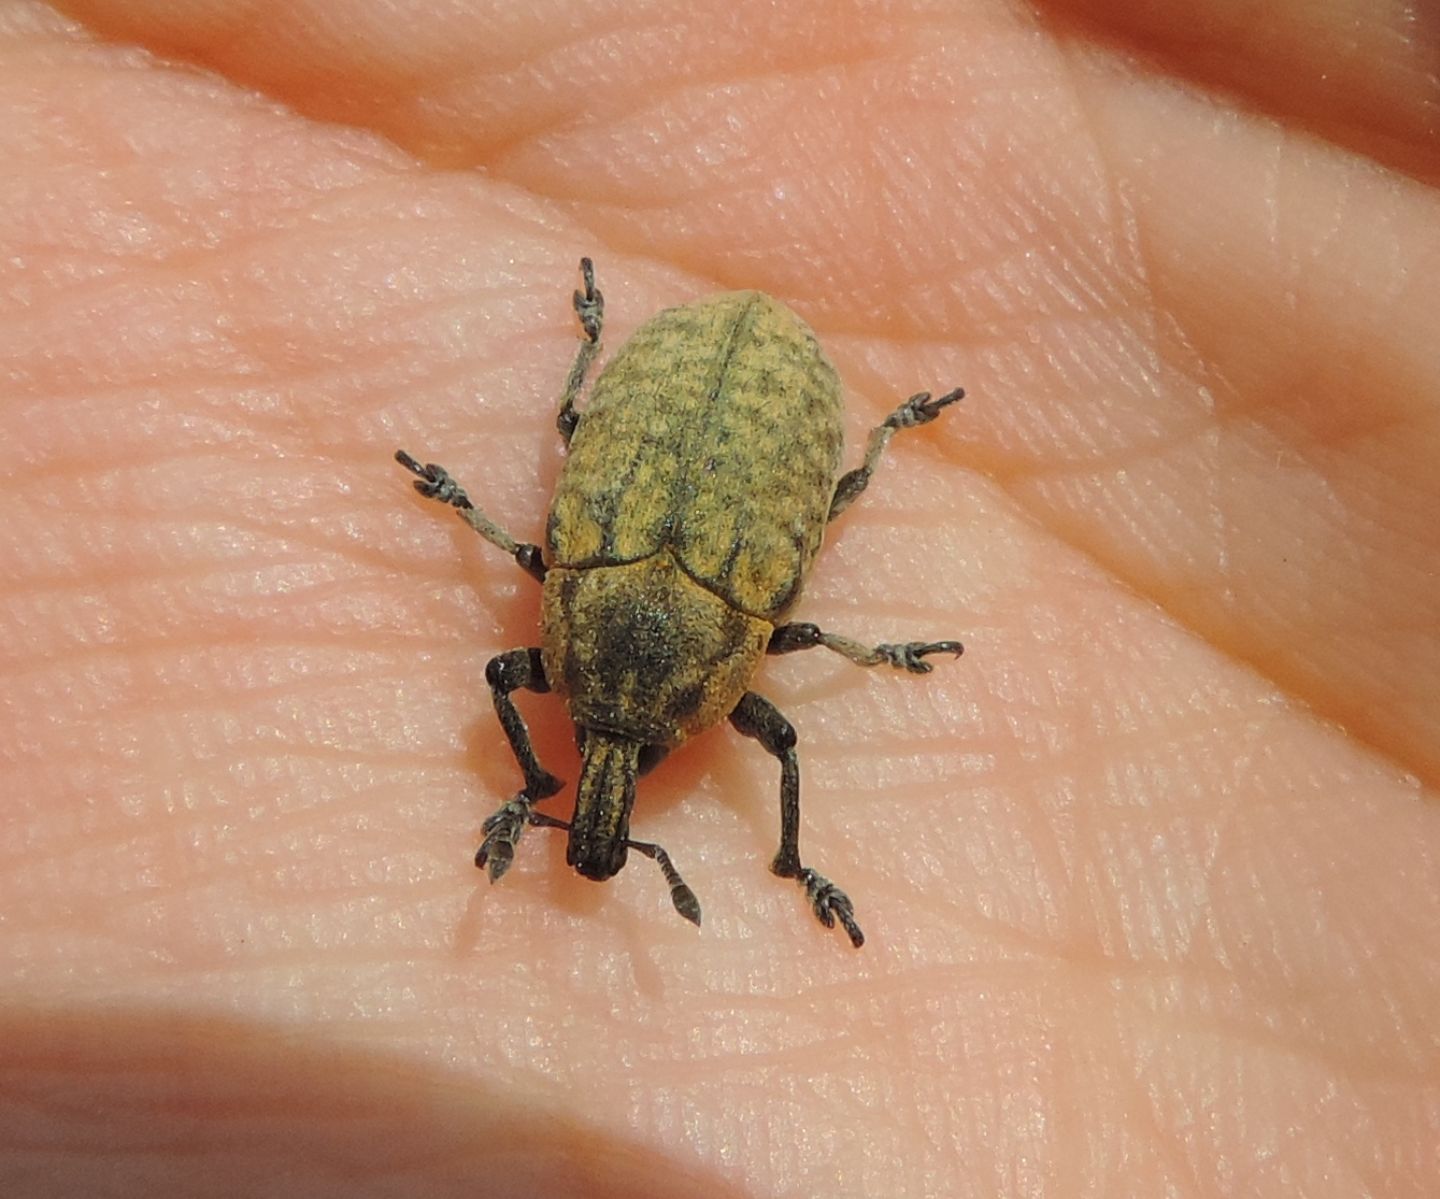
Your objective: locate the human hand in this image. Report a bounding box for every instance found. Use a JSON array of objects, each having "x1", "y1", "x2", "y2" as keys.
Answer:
[{"x1": 3, "y1": 2, "x2": 1438, "y2": 1196}]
